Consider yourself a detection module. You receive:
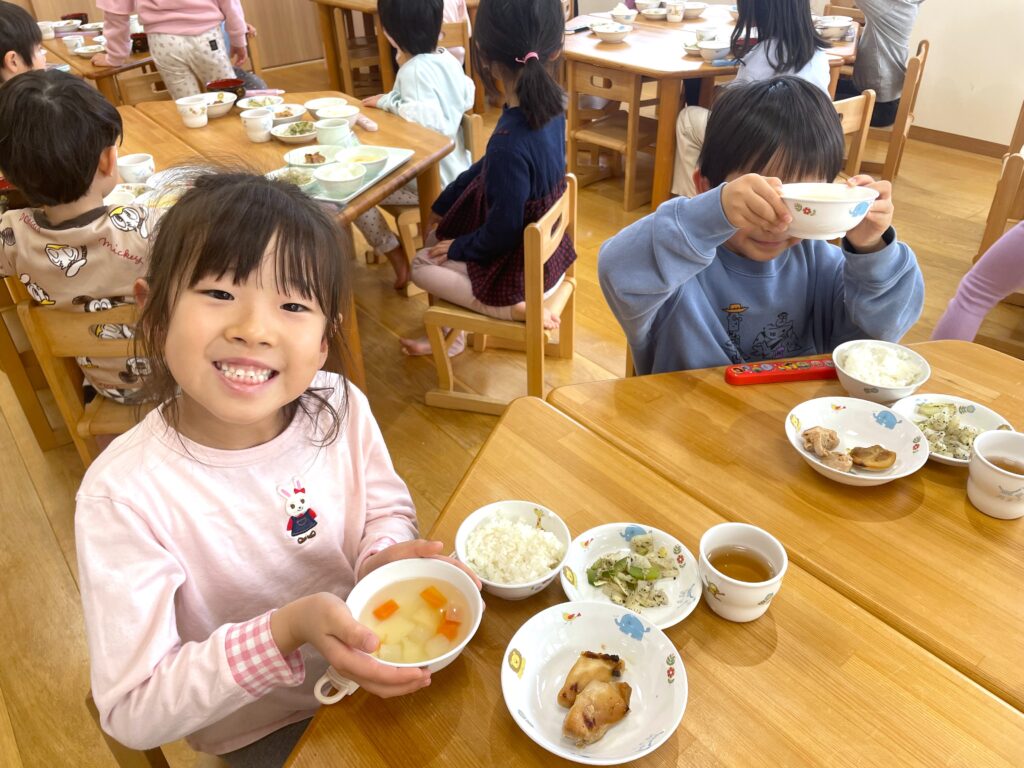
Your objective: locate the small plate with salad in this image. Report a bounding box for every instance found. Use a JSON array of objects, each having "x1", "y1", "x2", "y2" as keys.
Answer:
[
  {"x1": 559, "y1": 522, "x2": 700, "y2": 629},
  {"x1": 891, "y1": 393, "x2": 1013, "y2": 466}
]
